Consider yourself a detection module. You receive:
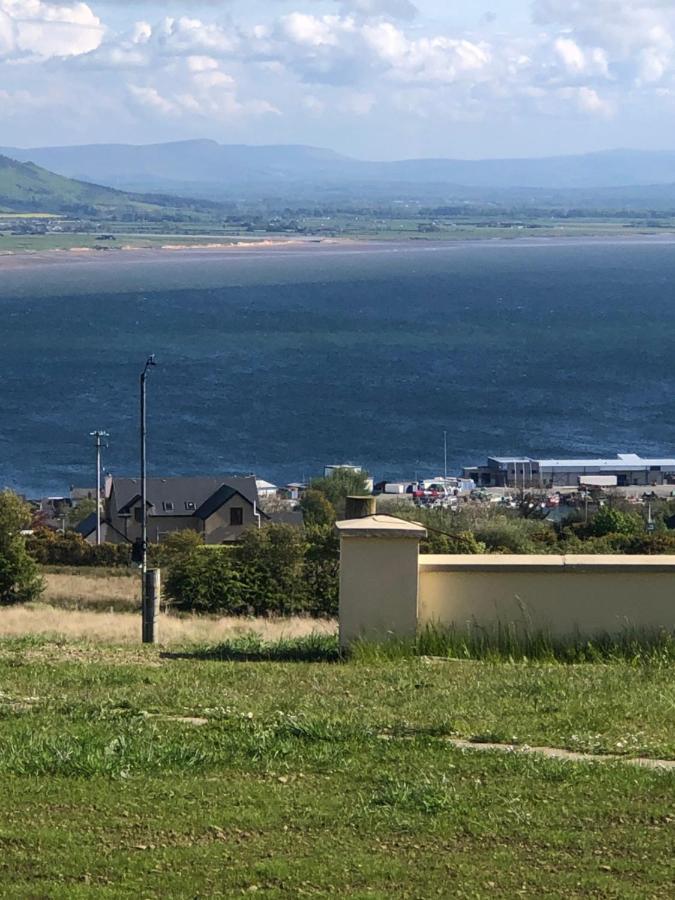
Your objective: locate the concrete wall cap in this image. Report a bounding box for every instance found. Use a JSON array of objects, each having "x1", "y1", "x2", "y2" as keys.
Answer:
[
  {"x1": 336, "y1": 514, "x2": 427, "y2": 539},
  {"x1": 419, "y1": 553, "x2": 675, "y2": 572}
]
